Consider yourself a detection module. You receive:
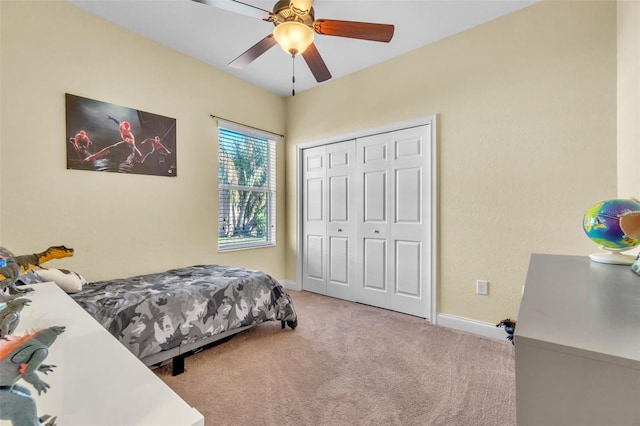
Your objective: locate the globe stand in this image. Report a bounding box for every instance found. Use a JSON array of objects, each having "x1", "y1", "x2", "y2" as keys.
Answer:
[{"x1": 589, "y1": 247, "x2": 636, "y2": 265}]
